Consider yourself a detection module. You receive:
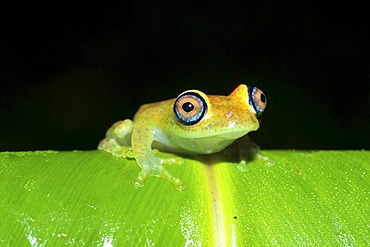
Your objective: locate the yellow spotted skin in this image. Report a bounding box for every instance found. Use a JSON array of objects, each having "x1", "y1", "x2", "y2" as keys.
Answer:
[{"x1": 98, "y1": 84, "x2": 265, "y2": 190}]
